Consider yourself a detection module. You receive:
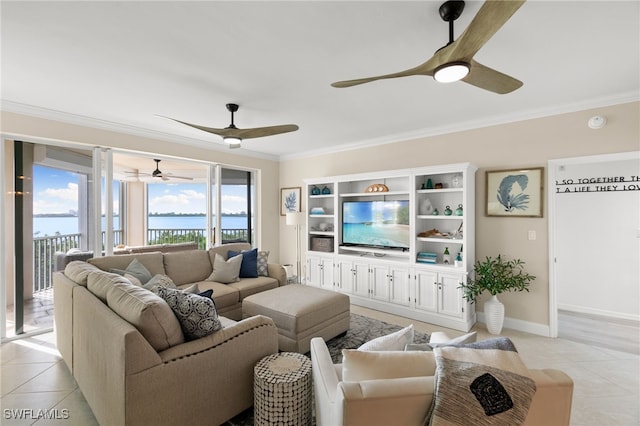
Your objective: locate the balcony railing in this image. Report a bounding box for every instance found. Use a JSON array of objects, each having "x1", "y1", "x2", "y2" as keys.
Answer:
[
  {"x1": 33, "y1": 233, "x2": 82, "y2": 292},
  {"x1": 32, "y1": 228, "x2": 249, "y2": 293}
]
